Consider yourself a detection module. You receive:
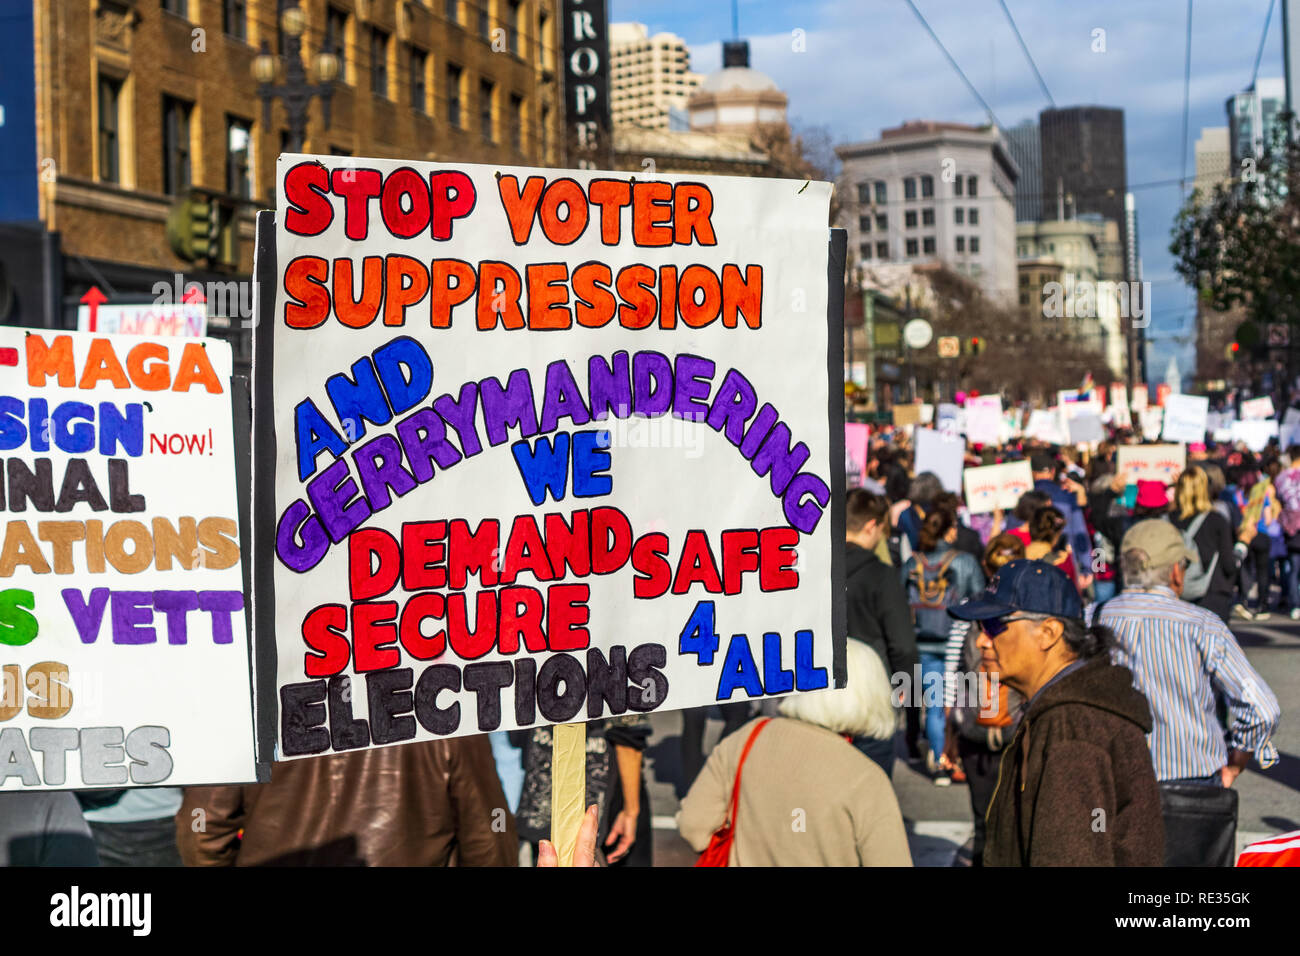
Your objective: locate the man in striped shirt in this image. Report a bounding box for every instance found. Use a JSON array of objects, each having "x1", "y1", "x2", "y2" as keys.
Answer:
[{"x1": 1099, "y1": 519, "x2": 1279, "y2": 861}]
